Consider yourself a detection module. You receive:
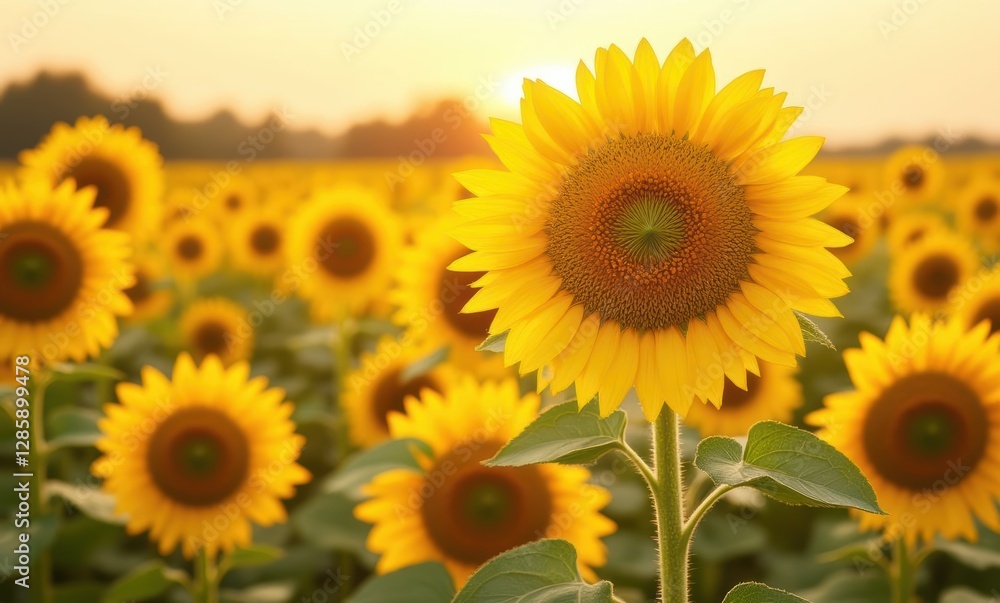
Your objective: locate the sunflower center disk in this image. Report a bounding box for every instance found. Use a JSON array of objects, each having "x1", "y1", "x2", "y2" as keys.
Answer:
[
  {"x1": 177, "y1": 236, "x2": 204, "y2": 261},
  {"x1": 317, "y1": 217, "x2": 376, "y2": 278},
  {"x1": 913, "y1": 254, "x2": 959, "y2": 300},
  {"x1": 975, "y1": 197, "x2": 998, "y2": 222},
  {"x1": 125, "y1": 270, "x2": 152, "y2": 304},
  {"x1": 971, "y1": 298, "x2": 1000, "y2": 336},
  {"x1": 902, "y1": 164, "x2": 924, "y2": 189},
  {"x1": 371, "y1": 369, "x2": 439, "y2": 430},
  {"x1": 147, "y1": 406, "x2": 250, "y2": 506},
  {"x1": 59, "y1": 156, "x2": 132, "y2": 228},
  {"x1": 546, "y1": 133, "x2": 755, "y2": 331},
  {"x1": 422, "y1": 442, "x2": 552, "y2": 565},
  {"x1": 440, "y1": 252, "x2": 496, "y2": 339},
  {"x1": 194, "y1": 321, "x2": 230, "y2": 358},
  {"x1": 0, "y1": 221, "x2": 84, "y2": 322},
  {"x1": 863, "y1": 372, "x2": 988, "y2": 490},
  {"x1": 250, "y1": 225, "x2": 281, "y2": 254}
]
